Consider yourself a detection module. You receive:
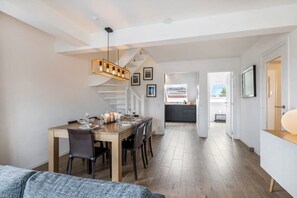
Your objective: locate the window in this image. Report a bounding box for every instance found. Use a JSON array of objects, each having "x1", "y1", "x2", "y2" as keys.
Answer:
[{"x1": 165, "y1": 84, "x2": 188, "y2": 103}]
